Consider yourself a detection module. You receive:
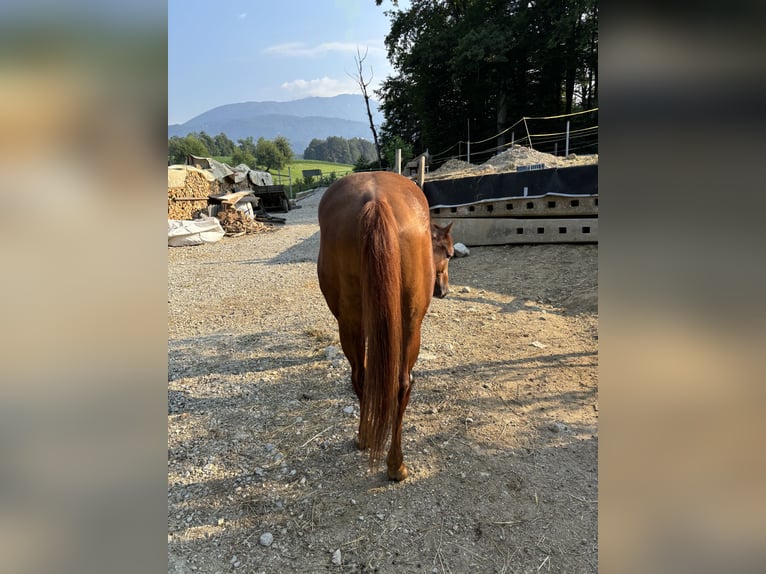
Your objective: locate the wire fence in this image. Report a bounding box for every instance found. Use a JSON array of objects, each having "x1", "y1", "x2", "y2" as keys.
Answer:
[
  {"x1": 270, "y1": 168, "x2": 355, "y2": 197},
  {"x1": 429, "y1": 107, "x2": 598, "y2": 170},
  {"x1": 267, "y1": 107, "x2": 598, "y2": 189}
]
